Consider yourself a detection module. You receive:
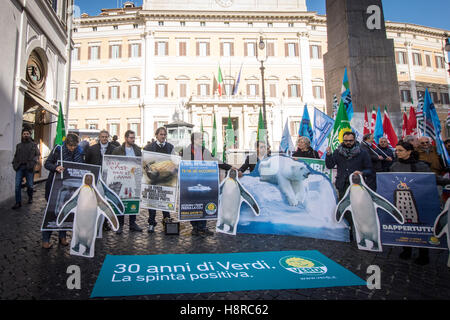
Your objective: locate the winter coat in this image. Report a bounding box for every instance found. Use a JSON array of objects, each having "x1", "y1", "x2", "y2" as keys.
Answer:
[
  {"x1": 112, "y1": 143, "x2": 142, "y2": 157},
  {"x1": 292, "y1": 147, "x2": 319, "y2": 159},
  {"x1": 143, "y1": 141, "x2": 175, "y2": 155},
  {"x1": 85, "y1": 142, "x2": 116, "y2": 166},
  {"x1": 179, "y1": 144, "x2": 232, "y2": 171},
  {"x1": 12, "y1": 140, "x2": 40, "y2": 171},
  {"x1": 360, "y1": 141, "x2": 383, "y2": 172},
  {"x1": 325, "y1": 143, "x2": 374, "y2": 194}
]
